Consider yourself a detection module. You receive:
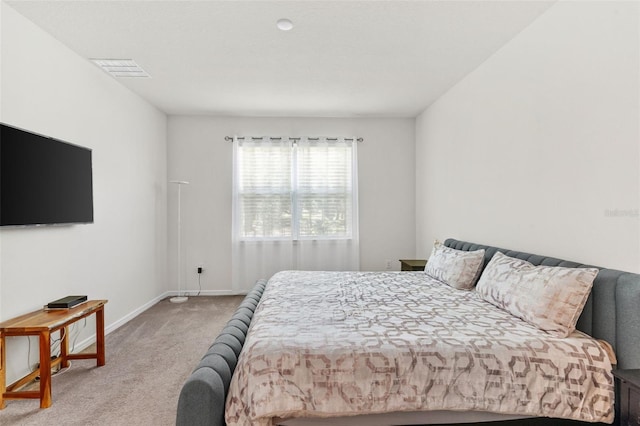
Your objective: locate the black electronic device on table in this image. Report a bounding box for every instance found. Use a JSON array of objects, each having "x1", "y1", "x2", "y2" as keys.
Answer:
[{"x1": 47, "y1": 295, "x2": 88, "y2": 309}]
